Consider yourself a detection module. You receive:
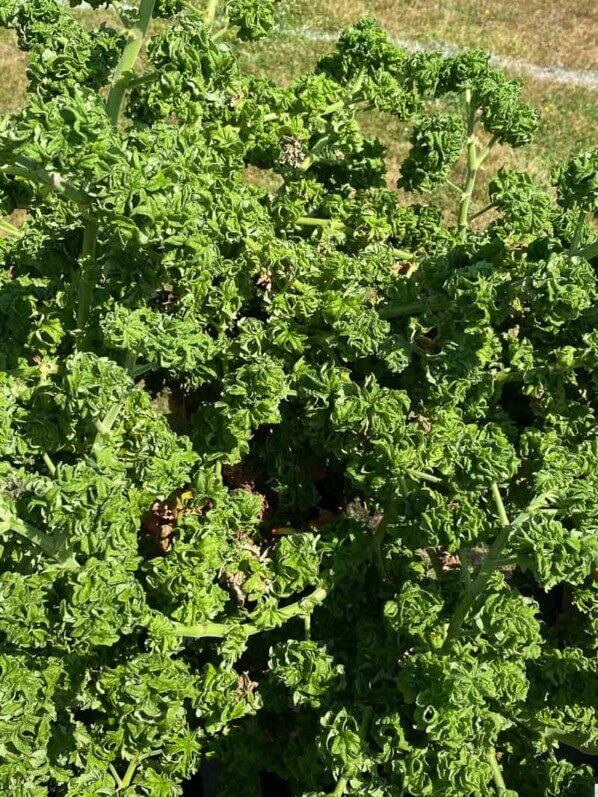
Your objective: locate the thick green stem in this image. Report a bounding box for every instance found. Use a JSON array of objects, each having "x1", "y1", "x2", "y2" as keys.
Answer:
[
  {"x1": 372, "y1": 499, "x2": 396, "y2": 579},
  {"x1": 407, "y1": 469, "x2": 443, "y2": 485},
  {"x1": 477, "y1": 134, "x2": 499, "y2": 167},
  {"x1": 530, "y1": 721, "x2": 598, "y2": 755},
  {"x1": 211, "y1": 25, "x2": 229, "y2": 40},
  {"x1": 127, "y1": 71, "x2": 161, "y2": 89},
  {"x1": 130, "y1": 360, "x2": 158, "y2": 378},
  {"x1": 378, "y1": 299, "x2": 435, "y2": 319},
  {"x1": 0, "y1": 218, "x2": 23, "y2": 237},
  {"x1": 441, "y1": 487, "x2": 554, "y2": 652},
  {"x1": 487, "y1": 748, "x2": 508, "y2": 795},
  {"x1": 105, "y1": 0, "x2": 157, "y2": 125},
  {"x1": 492, "y1": 357, "x2": 584, "y2": 384},
  {"x1": 173, "y1": 587, "x2": 327, "y2": 638},
  {"x1": 1, "y1": 157, "x2": 91, "y2": 207},
  {"x1": 244, "y1": 236, "x2": 262, "y2": 253},
  {"x1": 8, "y1": 361, "x2": 60, "y2": 379},
  {"x1": 120, "y1": 756, "x2": 141, "y2": 789},
  {"x1": 42, "y1": 452, "x2": 56, "y2": 476},
  {"x1": 457, "y1": 90, "x2": 479, "y2": 242},
  {"x1": 392, "y1": 248, "x2": 415, "y2": 261},
  {"x1": 78, "y1": 0, "x2": 156, "y2": 341},
  {"x1": 330, "y1": 707, "x2": 373, "y2": 797},
  {"x1": 441, "y1": 482, "x2": 511, "y2": 651},
  {"x1": 94, "y1": 402, "x2": 123, "y2": 441},
  {"x1": 298, "y1": 134, "x2": 332, "y2": 173},
  {"x1": 569, "y1": 209, "x2": 586, "y2": 253},
  {"x1": 294, "y1": 216, "x2": 337, "y2": 228},
  {"x1": 76, "y1": 217, "x2": 99, "y2": 335},
  {"x1": 109, "y1": 765, "x2": 123, "y2": 790},
  {"x1": 124, "y1": 350, "x2": 137, "y2": 374},
  {"x1": 304, "y1": 613, "x2": 311, "y2": 640},
  {"x1": 205, "y1": 0, "x2": 218, "y2": 23},
  {"x1": 0, "y1": 506, "x2": 78, "y2": 568},
  {"x1": 575, "y1": 238, "x2": 598, "y2": 260},
  {"x1": 492, "y1": 482, "x2": 510, "y2": 527},
  {"x1": 459, "y1": 547, "x2": 471, "y2": 590}
]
